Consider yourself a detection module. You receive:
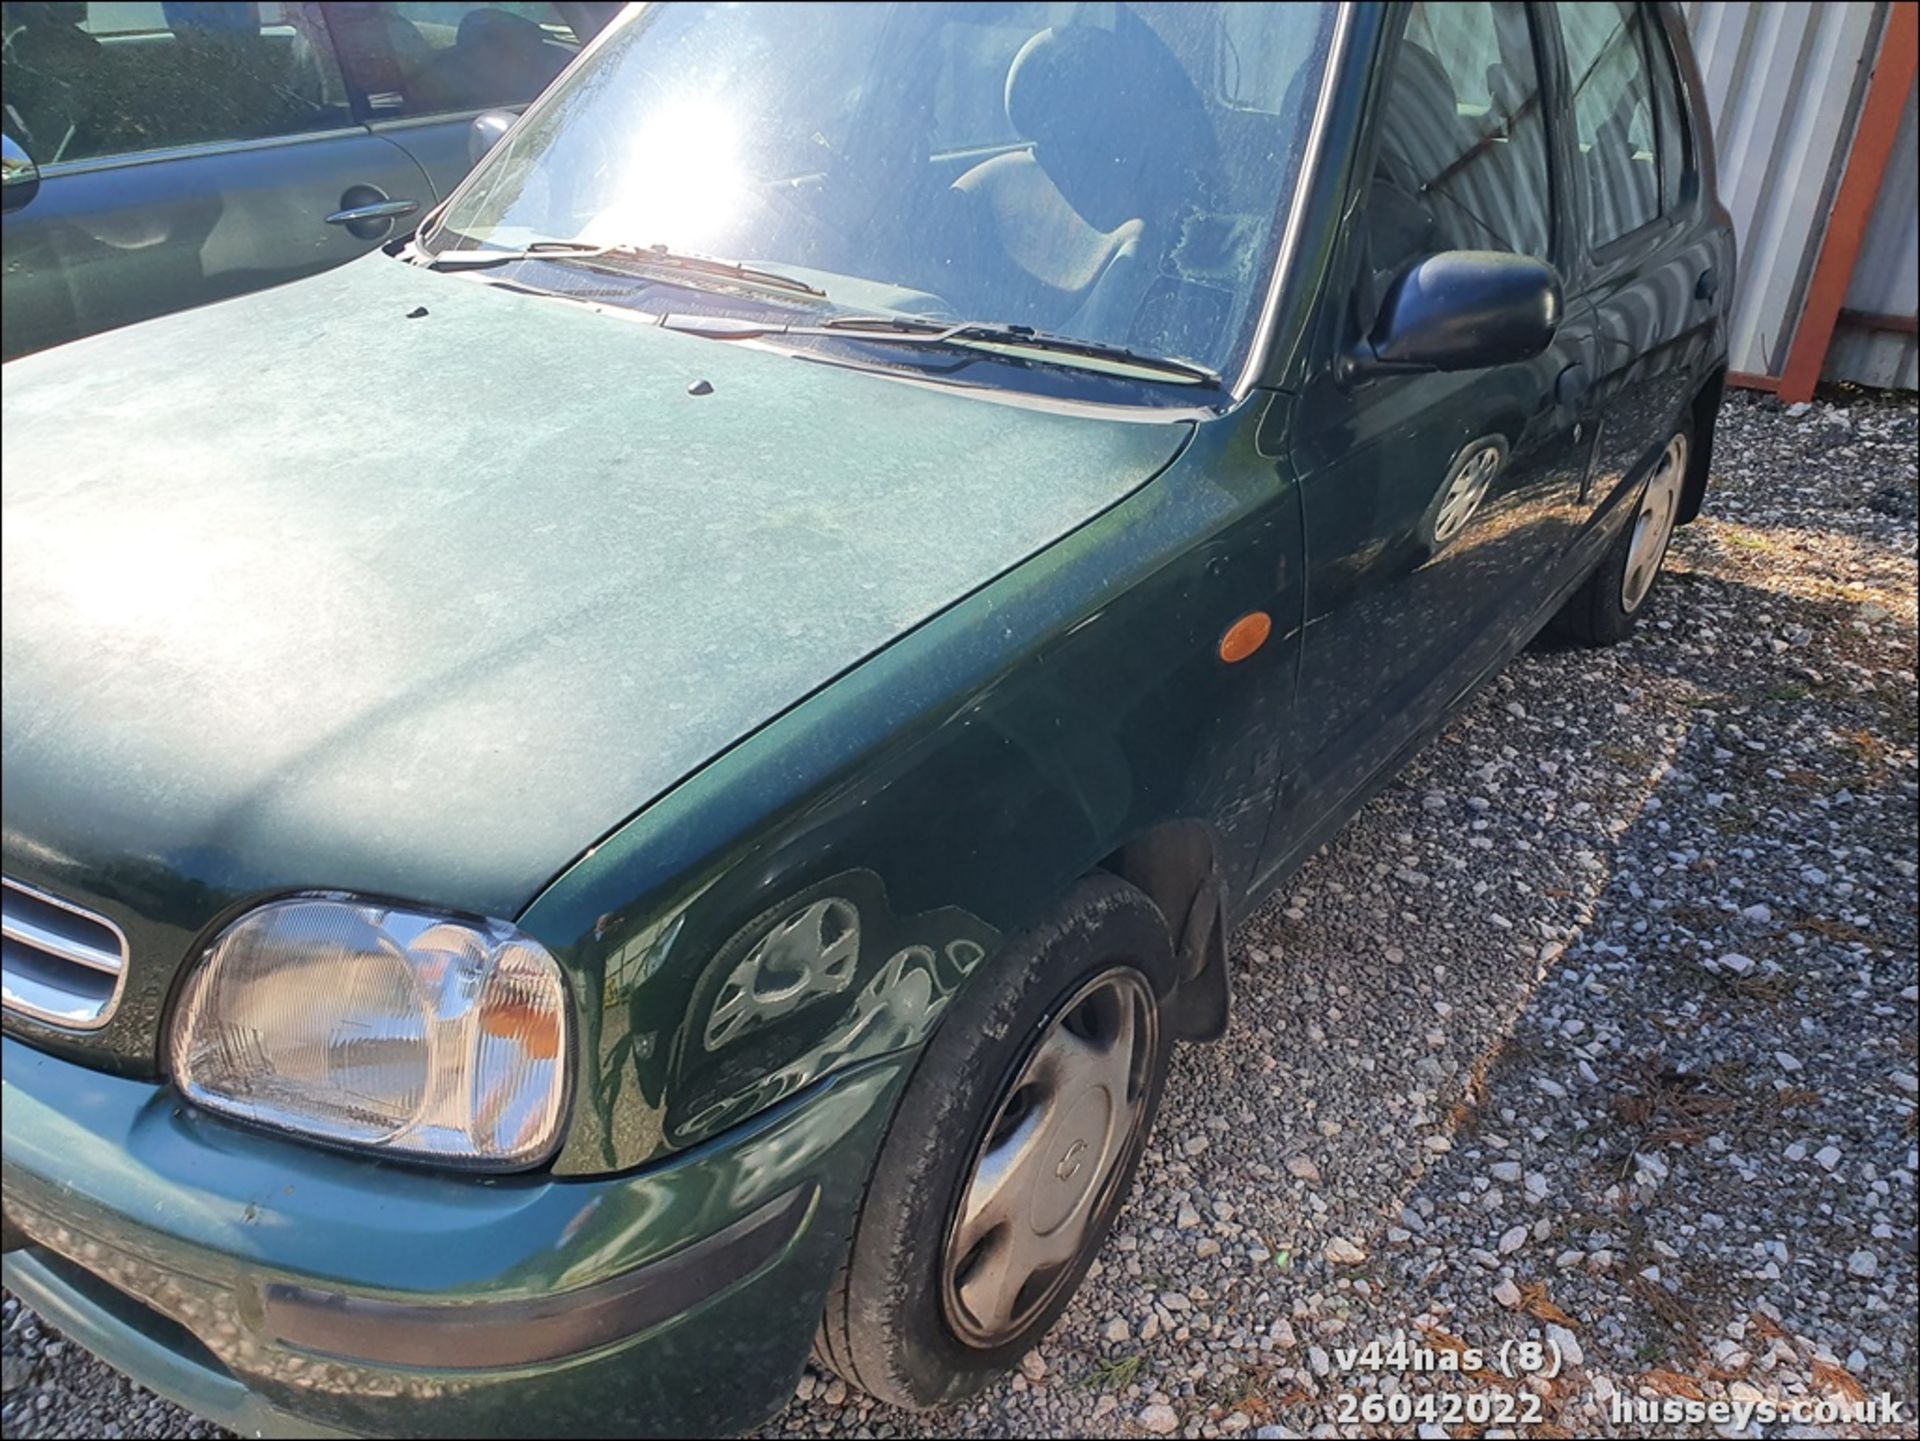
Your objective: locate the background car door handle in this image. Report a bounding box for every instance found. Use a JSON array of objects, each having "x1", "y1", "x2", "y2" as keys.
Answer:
[
  {"x1": 325, "y1": 199, "x2": 420, "y2": 226},
  {"x1": 1695, "y1": 268, "x2": 1719, "y2": 302}
]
